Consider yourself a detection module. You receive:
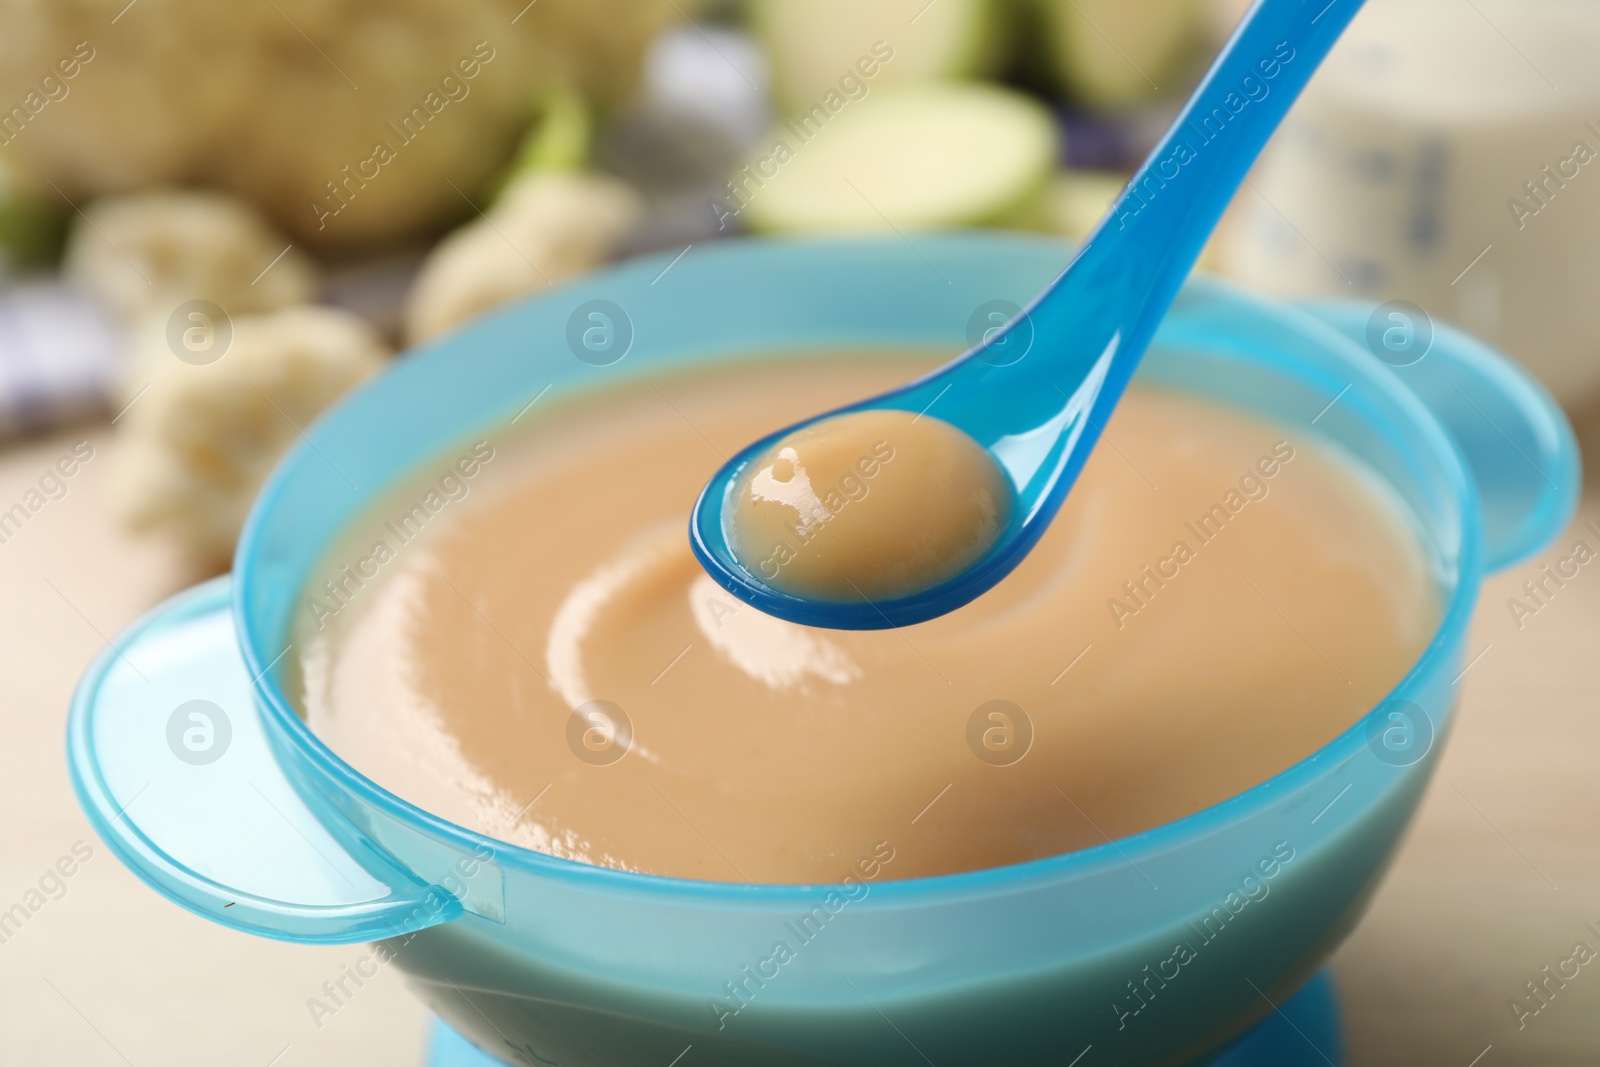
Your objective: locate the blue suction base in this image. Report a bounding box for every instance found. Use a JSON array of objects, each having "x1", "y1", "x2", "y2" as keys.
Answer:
[
  {"x1": 426, "y1": 970, "x2": 1343, "y2": 1067},
  {"x1": 1201, "y1": 971, "x2": 1344, "y2": 1066}
]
